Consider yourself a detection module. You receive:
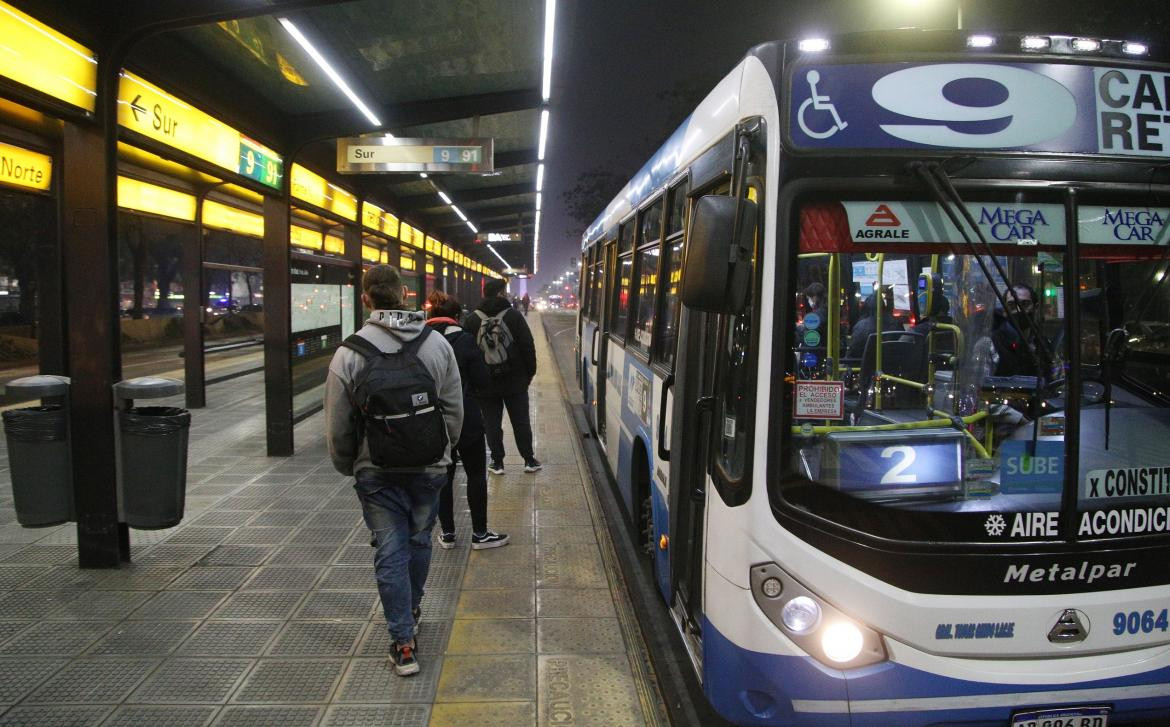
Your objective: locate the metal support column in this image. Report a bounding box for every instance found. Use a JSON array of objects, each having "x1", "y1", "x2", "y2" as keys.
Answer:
[
  {"x1": 344, "y1": 223, "x2": 363, "y2": 333},
  {"x1": 263, "y1": 195, "x2": 293, "y2": 456},
  {"x1": 62, "y1": 120, "x2": 127, "y2": 566},
  {"x1": 183, "y1": 195, "x2": 207, "y2": 408}
]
